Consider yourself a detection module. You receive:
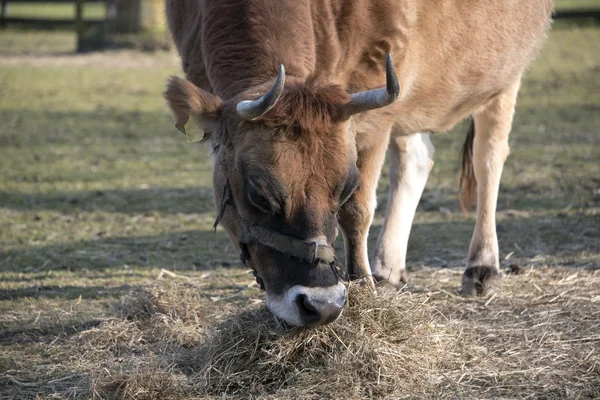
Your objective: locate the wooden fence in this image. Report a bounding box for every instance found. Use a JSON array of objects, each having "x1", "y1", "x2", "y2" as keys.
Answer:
[
  {"x1": 0, "y1": 0, "x2": 116, "y2": 51},
  {"x1": 554, "y1": 8, "x2": 600, "y2": 19},
  {"x1": 1, "y1": 1, "x2": 598, "y2": 53}
]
